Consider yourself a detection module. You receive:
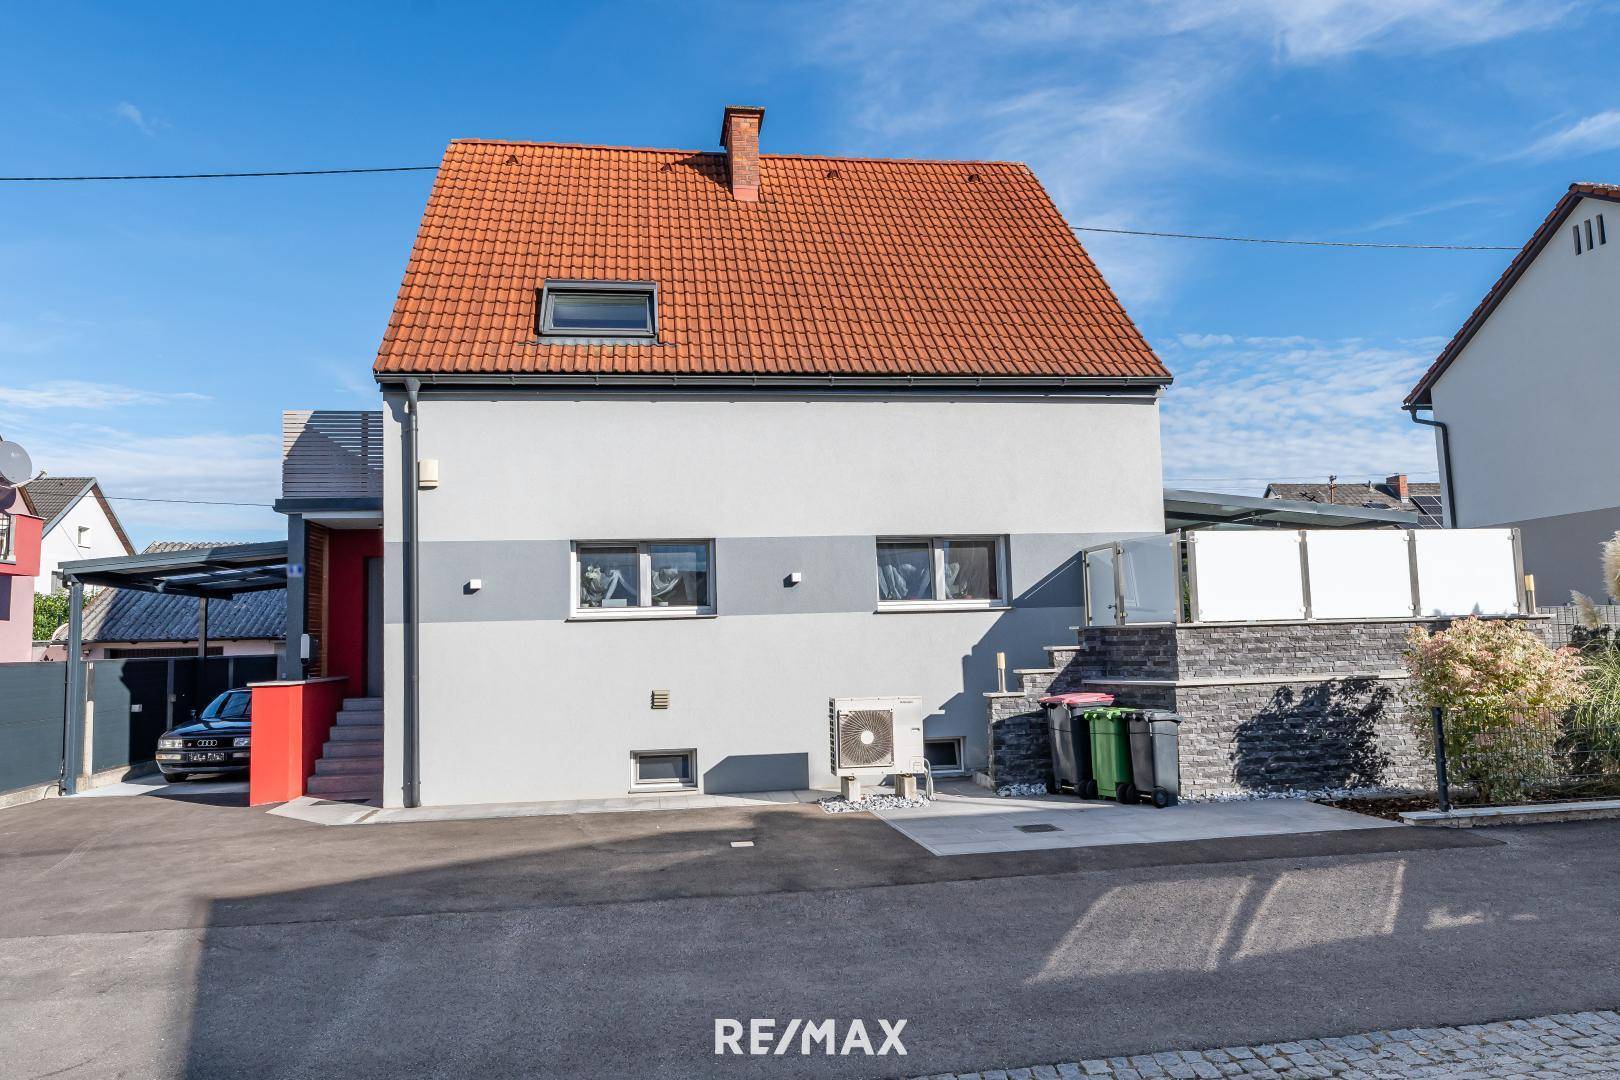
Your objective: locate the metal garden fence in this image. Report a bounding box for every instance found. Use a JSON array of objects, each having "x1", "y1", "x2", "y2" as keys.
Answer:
[{"x1": 1430, "y1": 705, "x2": 1620, "y2": 810}]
